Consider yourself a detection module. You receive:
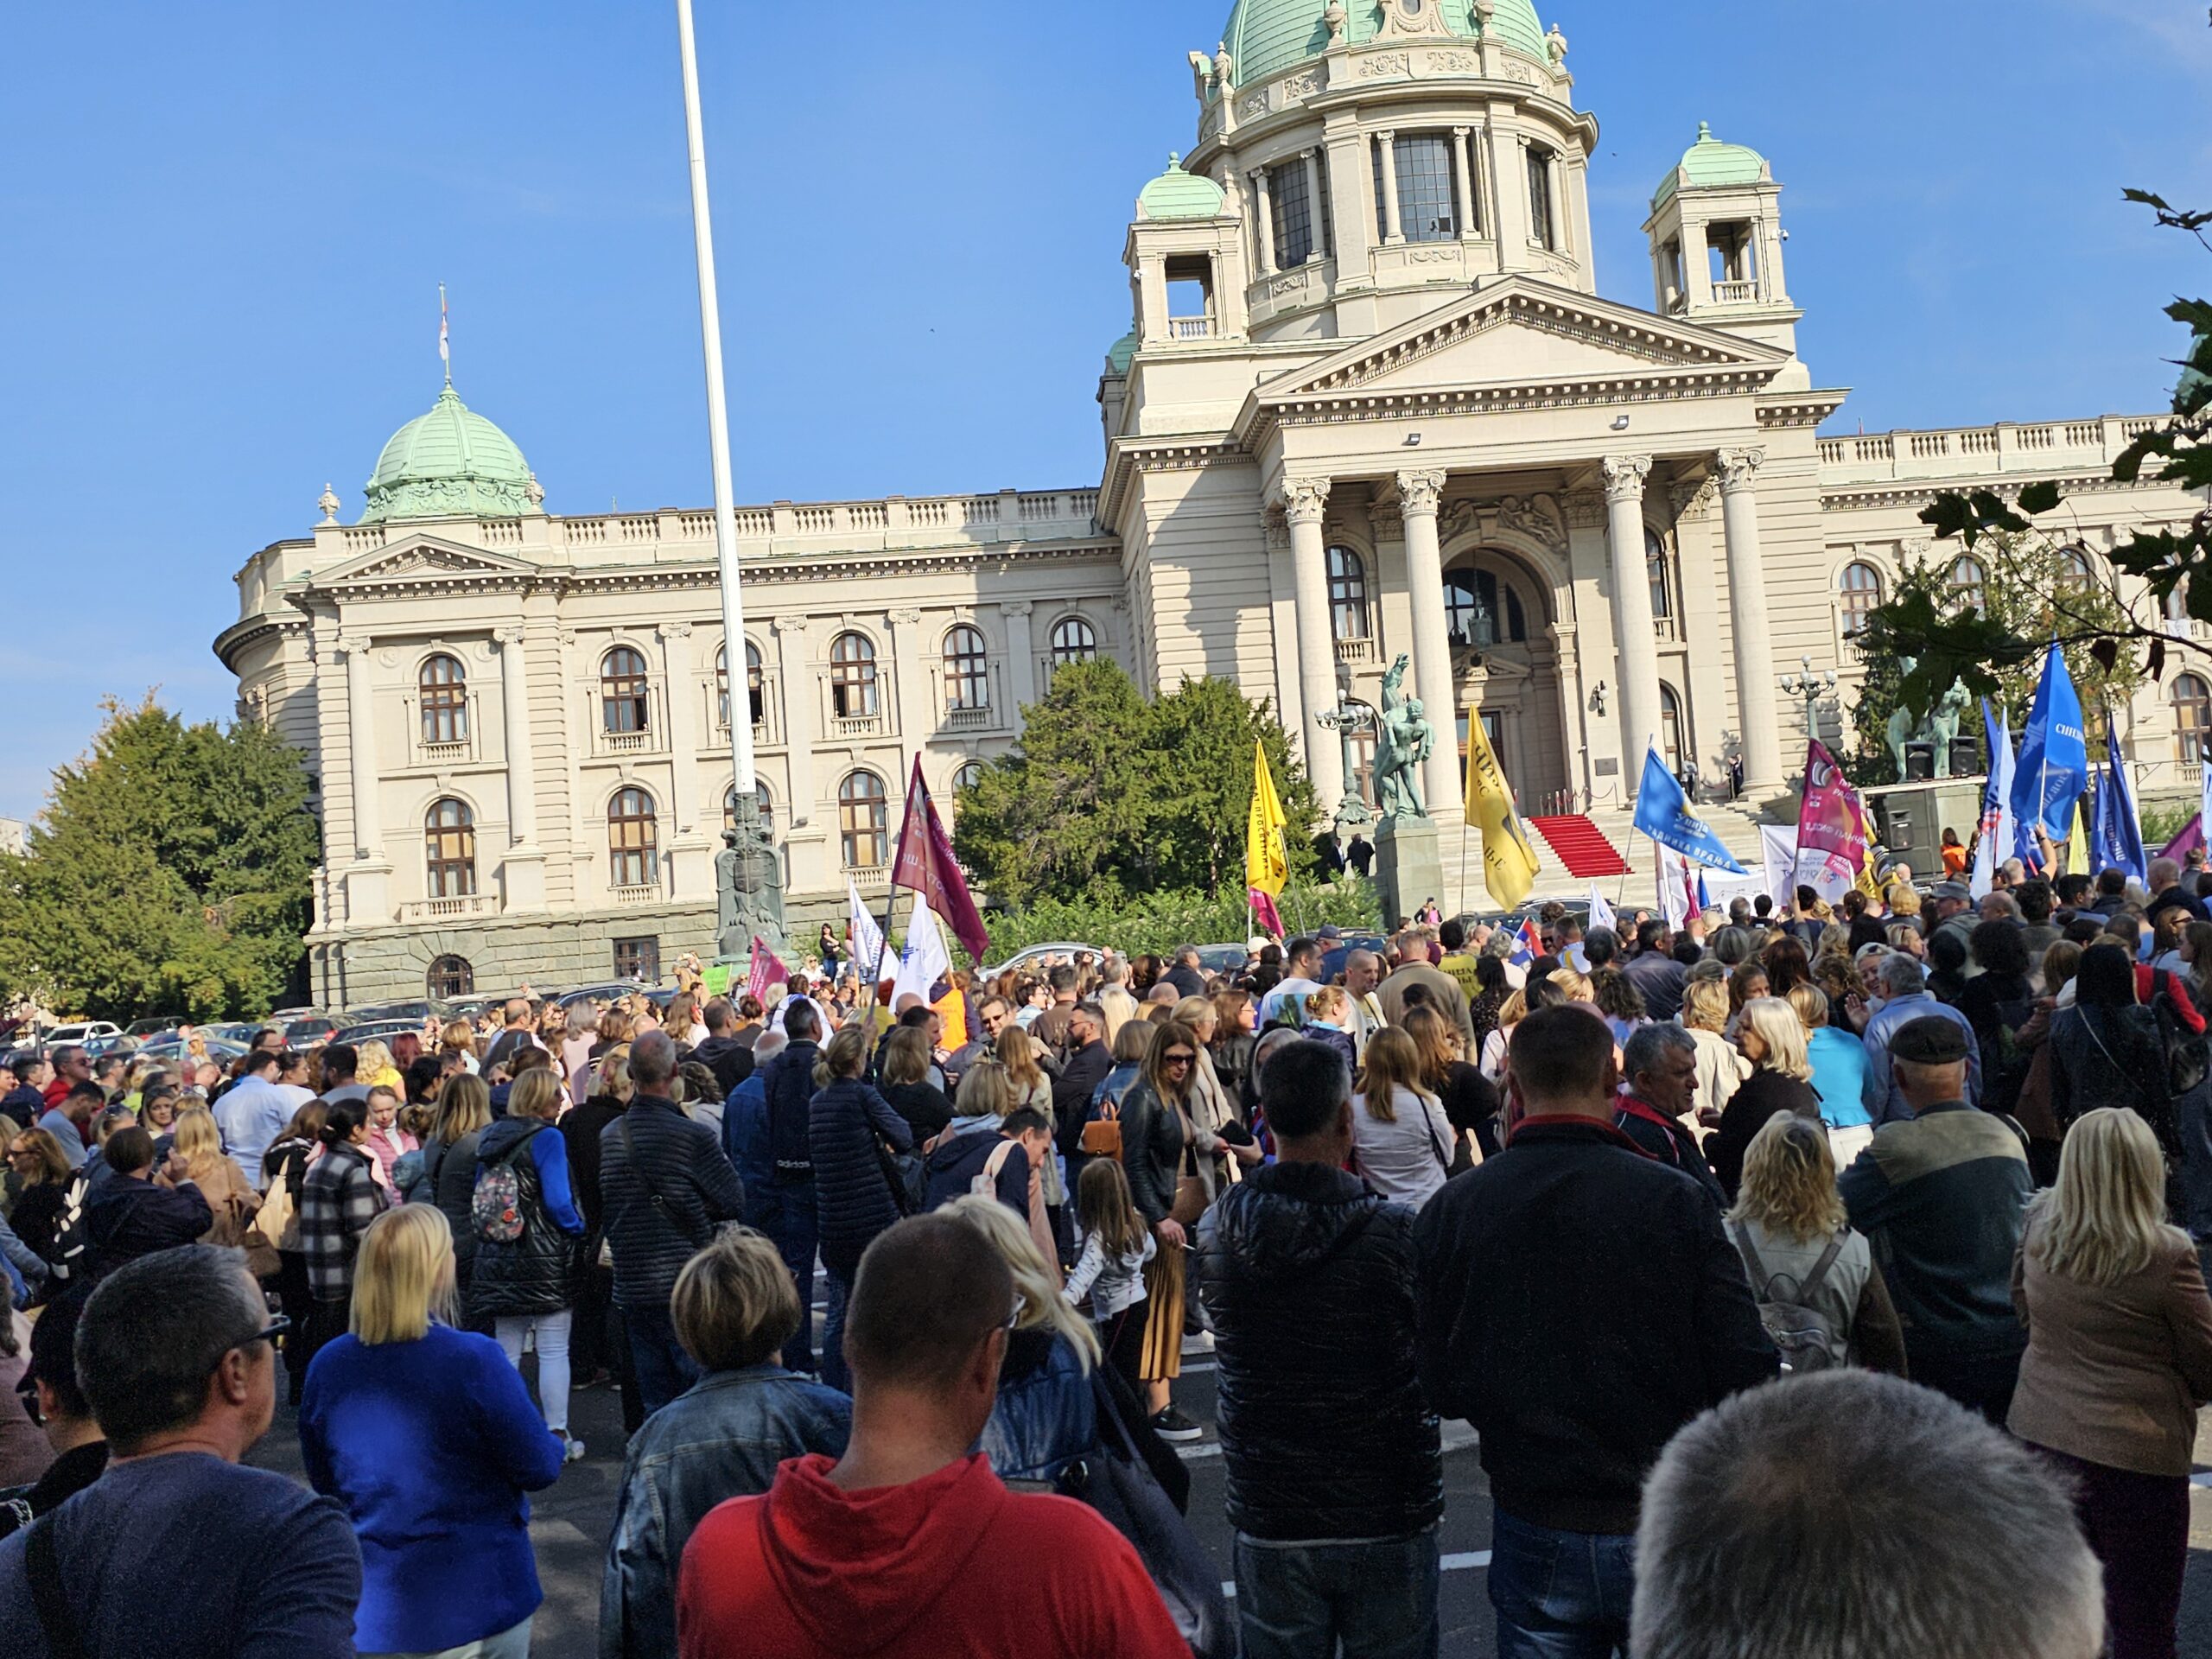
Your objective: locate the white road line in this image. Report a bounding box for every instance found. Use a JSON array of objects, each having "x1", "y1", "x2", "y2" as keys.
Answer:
[
  {"x1": 1179, "y1": 1421, "x2": 1478, "y2": 1464},
  {"x1": 1222, "y1": 1553, "x2": 1491, "y2": 1597}
]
